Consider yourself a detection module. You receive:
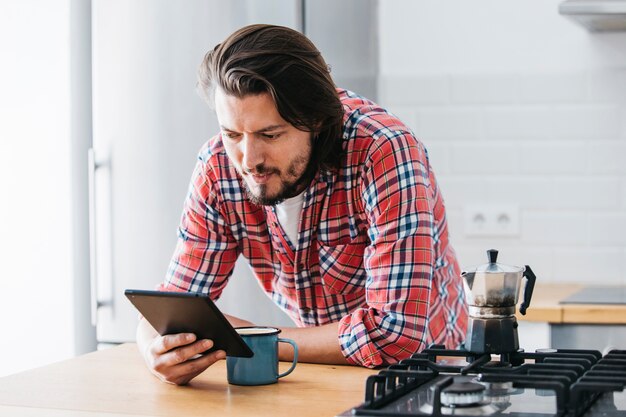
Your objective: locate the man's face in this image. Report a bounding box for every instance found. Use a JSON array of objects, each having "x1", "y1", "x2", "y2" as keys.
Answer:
[{"x1": 214, "y1": 88, "x2": 313, "y2": 206}]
